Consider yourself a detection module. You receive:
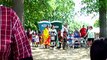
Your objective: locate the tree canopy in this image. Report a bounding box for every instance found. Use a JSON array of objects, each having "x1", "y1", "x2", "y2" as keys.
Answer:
[
  {"x1": 81, "y1": 0, "x2": 99, "y2": 14},
  {"x1": 94, "y1": 20, "x2": 99, "y2": 27},
  {"x1": 24, "y1": 0, "x2": 75, "y2": 30},
  {"x1": 0, "y1": 0, "x2": 88, "y2": 32},
  {"x1": 81, "y1": 0, "x2": 107, "y2": 13},
  {"x1": 81, "y1": 0, "x2": 107, "y2": 37},
  {"x1": 0, "y1": 0, "x2": 13, "y2": 7}
]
